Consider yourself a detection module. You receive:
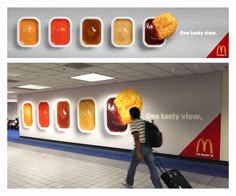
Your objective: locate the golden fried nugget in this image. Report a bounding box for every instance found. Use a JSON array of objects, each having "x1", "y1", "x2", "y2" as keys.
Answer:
[
  {"x1": 114, "y1": 88, "x2": 143, "y2": 125},
  {"x1": 152, "y1": 12, "x2": 177, "y2": 40}
]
